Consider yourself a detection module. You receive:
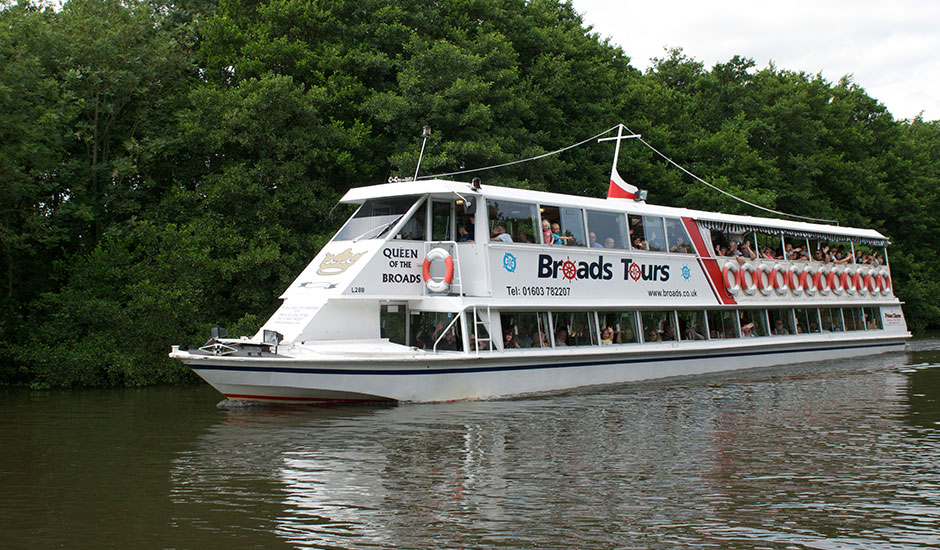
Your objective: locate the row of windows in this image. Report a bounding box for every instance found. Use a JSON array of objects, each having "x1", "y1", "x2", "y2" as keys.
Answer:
[
  {"x1": 486, "y1": 199, "x2": 694, "y2": 253},
  {"x1": 494, "y1": 306, "x2": 883, "y2": 350}
]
